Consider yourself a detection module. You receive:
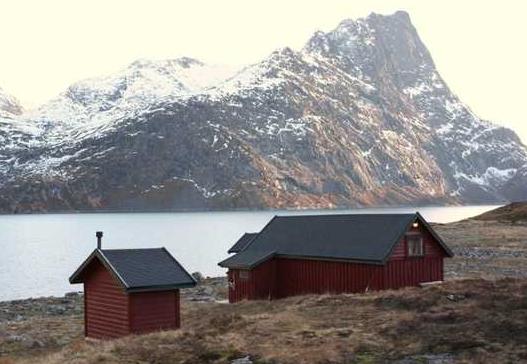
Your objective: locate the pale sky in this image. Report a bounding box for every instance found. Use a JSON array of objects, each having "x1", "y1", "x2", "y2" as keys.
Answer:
[{"x1": 0, "y1": 0, "x2": 526, "y2": 142}]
